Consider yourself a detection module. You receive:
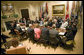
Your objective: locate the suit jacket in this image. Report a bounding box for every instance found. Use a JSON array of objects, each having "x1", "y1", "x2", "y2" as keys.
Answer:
[
  {"x1": 49, "y1": 29, "x2": 59, "y2": 44},
  {"x1": 48, "y1": 22, "x2": 53, "y2": 27},
  {"x1": 72, "y1": 26, "x2": 77, "y2": 37},
  {"x1": 16, "y1": 26, "x2": 23, "y2": 32},
  {"x1": 9, "y1": 25, "x2": 16, "y2": 35},
  {"x1": 64, "y1": 31, "x2": 74, "y2": 40},
  {"x1": 27, "y1": 28, "x2": 34, "y2": 37},
  {"x1": 56, "y1": 22, "x2": 60, "y2": 28},
  {"x1": 41, "y1": 27, "x2": 49, "y2": 40}
]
